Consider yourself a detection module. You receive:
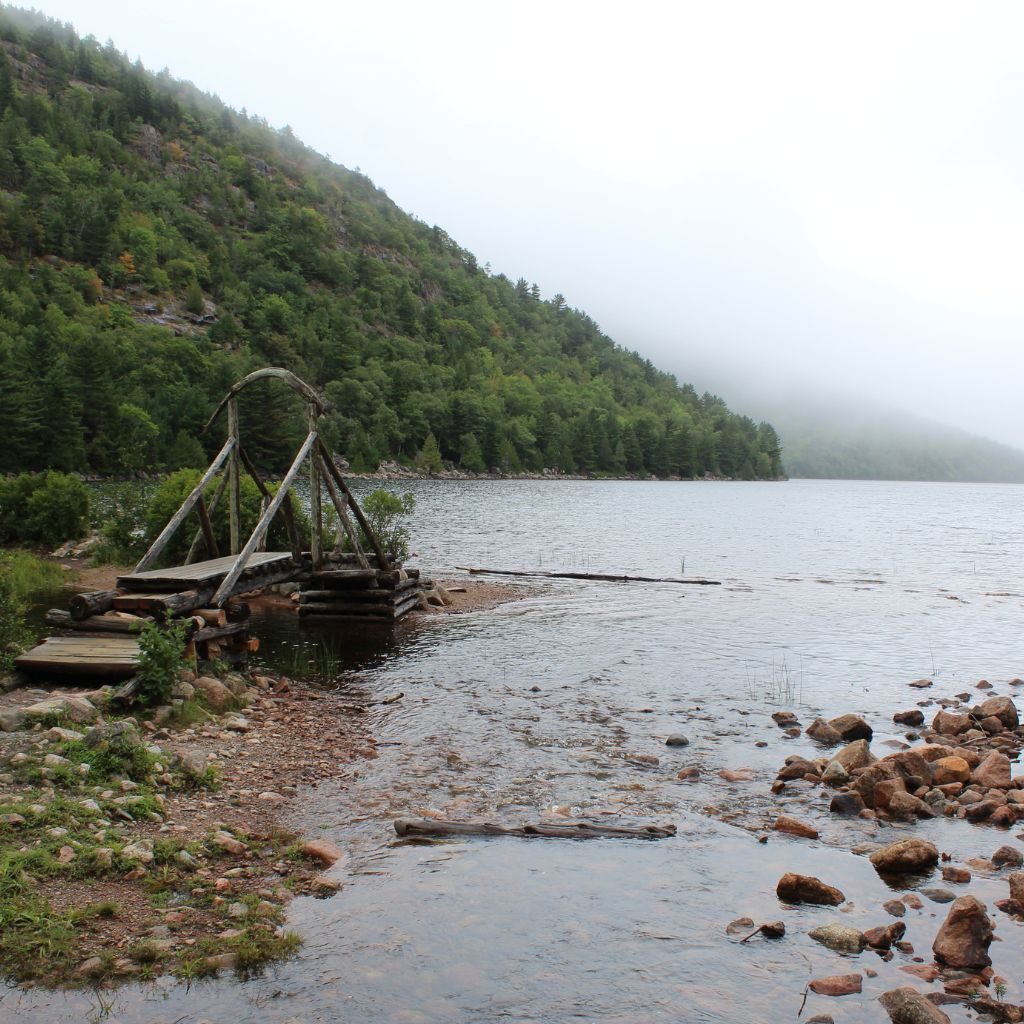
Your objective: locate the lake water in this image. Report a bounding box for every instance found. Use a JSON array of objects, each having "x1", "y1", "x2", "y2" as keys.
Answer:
[{"x1": 10, "y1": 479, "x2": 1024, "y2": 1024}]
